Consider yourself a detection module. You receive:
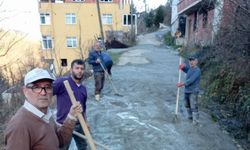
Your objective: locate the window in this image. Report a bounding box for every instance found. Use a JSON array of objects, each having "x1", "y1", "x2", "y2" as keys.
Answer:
[
  {"x1": 102, "y1": 14, "x2": 112, "y2": 25},
  {"x1": 42, "y1": 36, "x2": 53, "y2": 49},
  {"x1": 65, "y1": 13, "x2": 76, "y2": 24},
  {"x1": 123, "y1": 14, "x2": 136, "y2": 25},
  {"x1": 61, "y1": 59, "x2": 67, "y2": 67},
  {"x1": 72, "y1": 0, "x2": 84, "y2": 2},
  {"x1": 40, "y1": 13, "x2": 51, "y2": 25},
  {"x1": 193, "y1": 11, "x2": 197, "y2": 31},
  {"x1": 202, "y1": 11, "x2": 208, "y2": 28},
  {"x1": 66, "y1": 37, "x2": 77, "y2": 48},
  {"x1": 100, "y1": 0, "x2": 112, "y2": 2}
]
